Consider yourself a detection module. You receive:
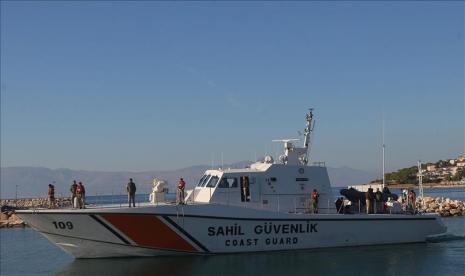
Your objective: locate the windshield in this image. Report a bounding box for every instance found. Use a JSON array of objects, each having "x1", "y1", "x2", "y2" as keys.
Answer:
[
  {"x1": 199, "y1": 175, "x2": 211, "y2": 187},
  {"x1": 197, "y1": 174, "x2": 208, "y2": 187},
  {"x1": 206, "y1": 176, "x2": 219, "y2": 188}
]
